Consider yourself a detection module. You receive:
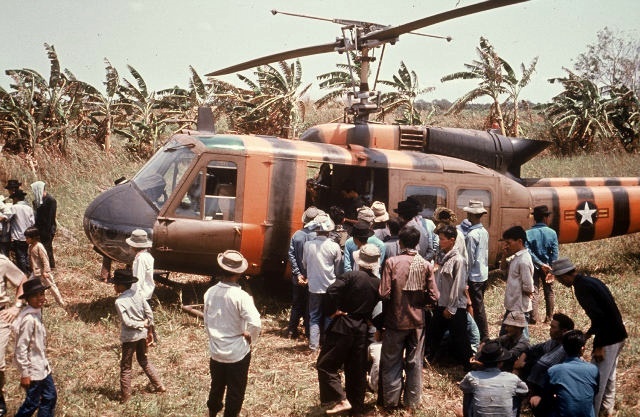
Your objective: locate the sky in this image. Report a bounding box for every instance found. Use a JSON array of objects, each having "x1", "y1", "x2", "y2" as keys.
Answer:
[{"x1": 1, "y1": 0, "x2": 639, "y2": 104}]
